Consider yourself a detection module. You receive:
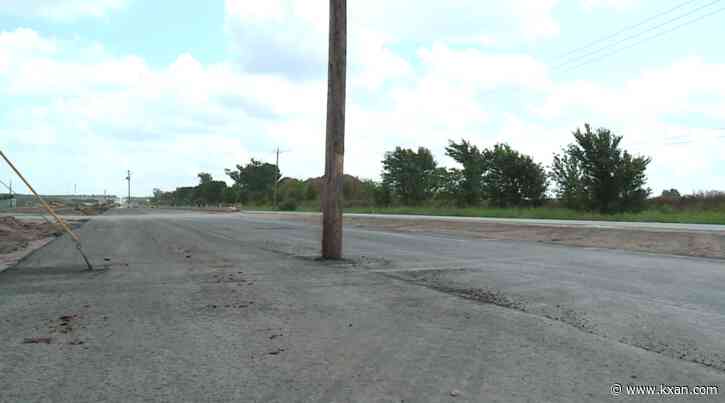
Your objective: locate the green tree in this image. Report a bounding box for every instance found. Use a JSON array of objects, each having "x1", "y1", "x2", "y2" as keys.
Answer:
[
  {"x1": 550, "y1": 149, "x2": 587, "y2": 209},
  {"x1": 483, "y1": 144, "x2": 547, "y2": 207},
  {"x1": 225, "y1": 159, "x2": 280, "y2": 205},
  {"x1": 445, "y1": 139, "x2": 485, "y2": 205},
  {"x1": 661, "y1": 189, "x2": 681, "y2": 198},
  {"x1": 551, "y1": 124, "x2": 651, "y2": 213},
  {"x1": 174, "y1": 187, "x2": 195, "y2": 206},
  {"x1": 381, "y1": 147, "x2": 439, "y2": 205},
  {"x1": 197, "y1": 172, "x2": 213, "y2": 184},
  {"x1": 152, "y1": 188, "x2": 176, "y2": 205},
  {"x1": 342, "y1": 176, "x2": 356, "y2": 201},
  {"x1": 278, "y1": 178, "x2": 305, "y2": 205},
  {"x1": 436, "y1": 169, "x2": 466, "y2": 206},
  {"x1": 371, "y1": 180, "x2": 392, "y2": 207},
  {"x1": 355, "y1": 179, "x2": 379, "y2": 206},
  {"x1": 223, "y1": 185, "x2": 241, "y2": 204},
  {"x1": 304, "y1": 182, "x2": 319, "y2": 201},
  {"x1": 152, "y1": 188, "x2": 163, "y2": 204},
  {"x1": 616, "y1": 151, "x2": 651, "y2": 212},
  {"x1": 193, "y1": 173, "x2": 226, "y2": 206}
]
